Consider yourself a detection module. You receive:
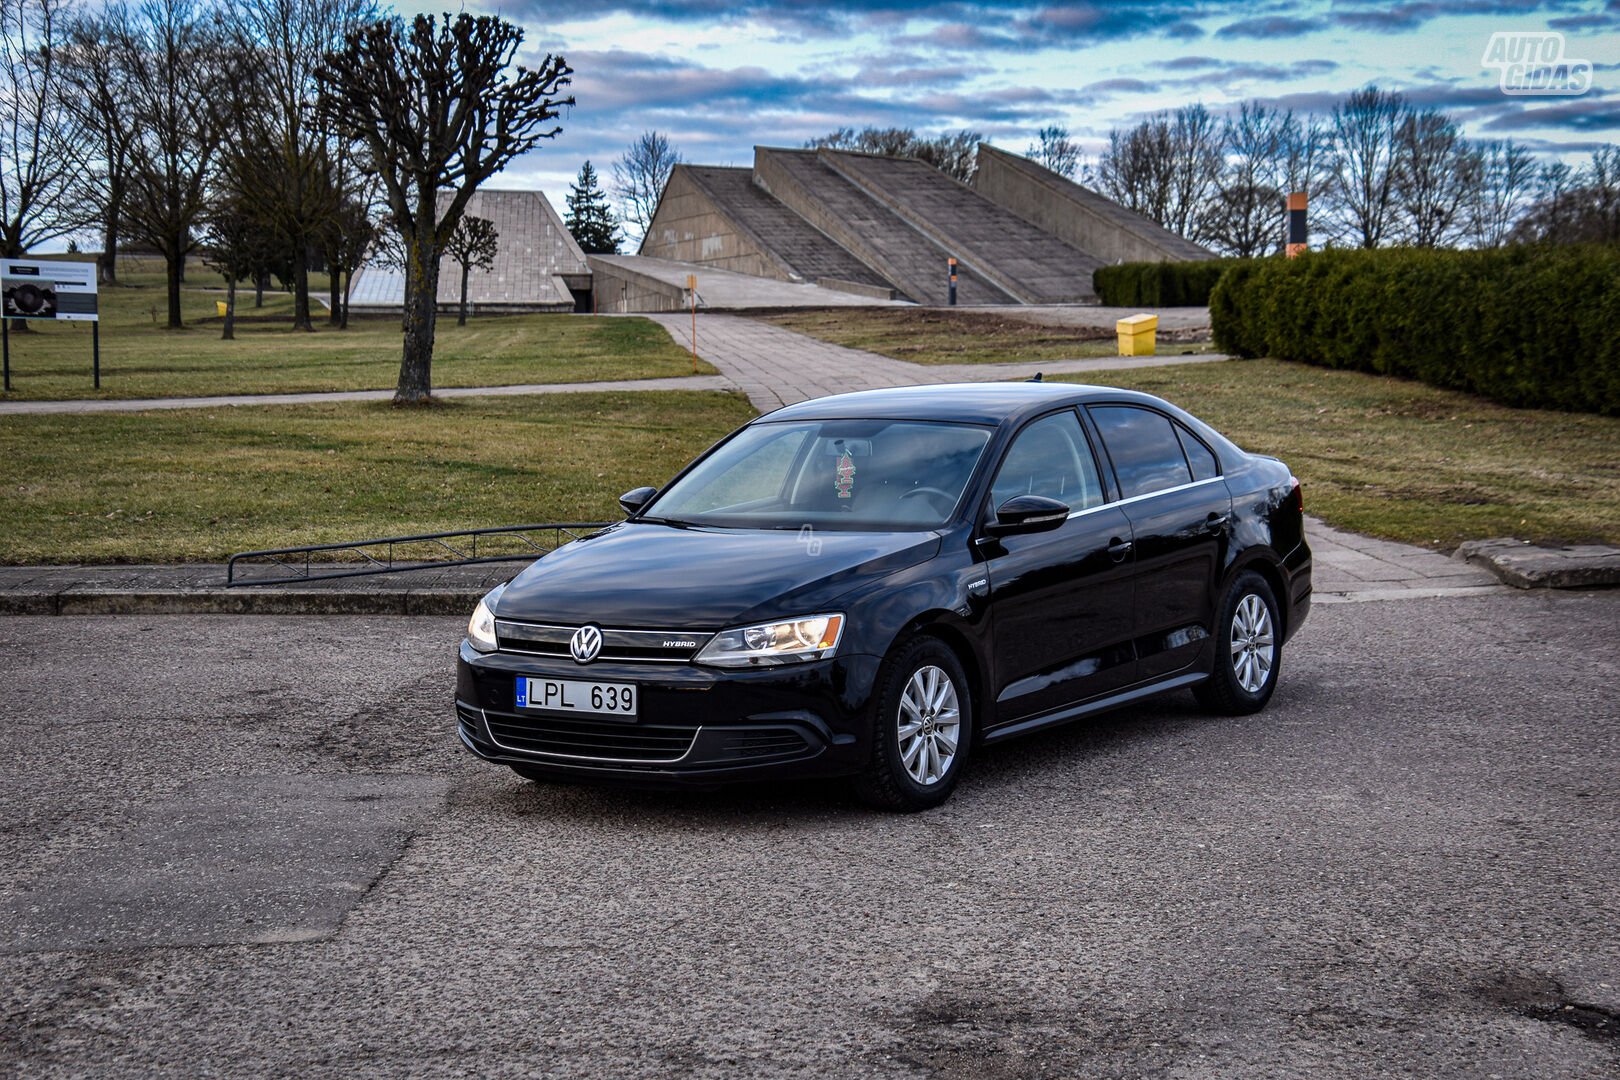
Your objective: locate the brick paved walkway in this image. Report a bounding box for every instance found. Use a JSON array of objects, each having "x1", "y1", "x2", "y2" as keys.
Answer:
[{"x1": 648, "y1": 312, "x2": 1226, "y2": 413}]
